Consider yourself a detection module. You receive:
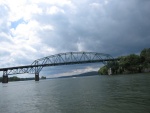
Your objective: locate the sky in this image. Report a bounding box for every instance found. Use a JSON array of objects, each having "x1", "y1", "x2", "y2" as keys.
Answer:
[{"x1": 0, "y1": 0, "x2": 150, "y2": 77}]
